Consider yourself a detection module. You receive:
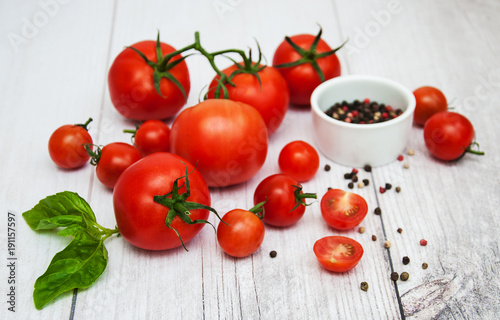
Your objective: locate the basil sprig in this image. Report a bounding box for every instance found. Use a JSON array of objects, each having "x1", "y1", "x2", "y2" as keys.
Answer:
[{"x1": 22, "y1": 191, "x2": 119, "y2": 309}]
